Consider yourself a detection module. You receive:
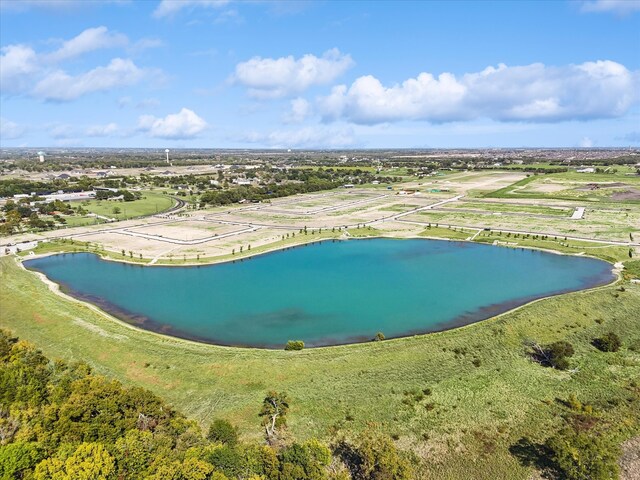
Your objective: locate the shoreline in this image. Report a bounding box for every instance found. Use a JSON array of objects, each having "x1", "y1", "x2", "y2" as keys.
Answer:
[
  {"x1": 16, "y1": 237, "x2": 623, "y2": 351},
  {"x1": 16, "y1": 226, "x2": 627, "y2": 269}
]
